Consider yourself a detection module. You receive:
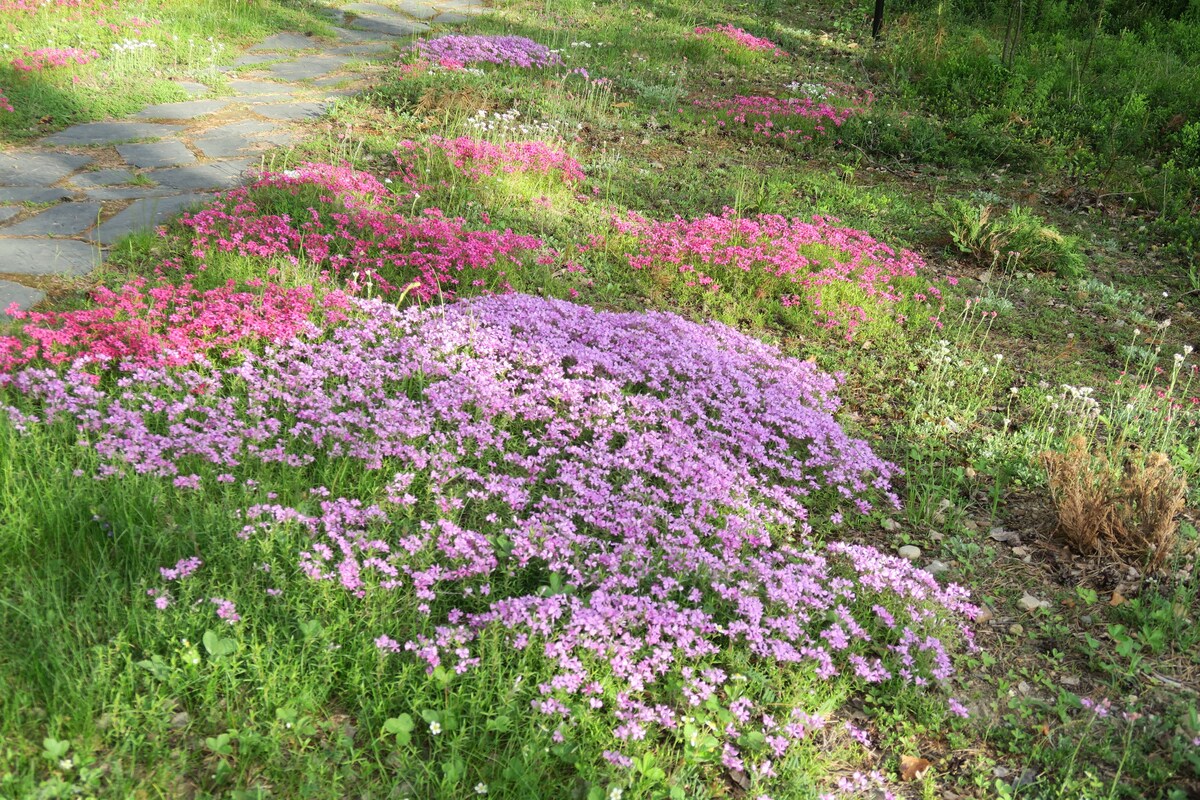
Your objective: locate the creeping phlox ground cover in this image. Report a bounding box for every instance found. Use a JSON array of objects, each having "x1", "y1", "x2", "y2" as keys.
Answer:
[
  {"x1": 694, "y1": 24, "x2": 787, "y2": 57},
  {"x1": 0, "y1": 278, "x2": 345, "y2": 372},
  {"x1": 179, "y1": 162, "x2": 547, "y2": 301},
  {"x1": 694, "y1": 93, "x2": 873, "y2": 146},
  {"x1": 604, "y1": 210, "x2": 948, "y2": 339},
  {"x1": 407, "y1": 34, "x2": 564, "y2": 69},
  {"x1": 0, "y1": 290, "x2": 976, "y2": 797}
]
